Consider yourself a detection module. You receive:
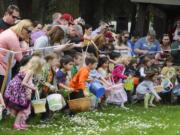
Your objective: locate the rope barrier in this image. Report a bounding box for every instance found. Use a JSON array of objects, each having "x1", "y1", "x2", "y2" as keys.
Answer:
[
  {"x1": 1, "y1": 45, "x2": 179, "y2": 55},
  {"x1": 0, "y1": 42, "x2": 74, "y2": 54}
]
